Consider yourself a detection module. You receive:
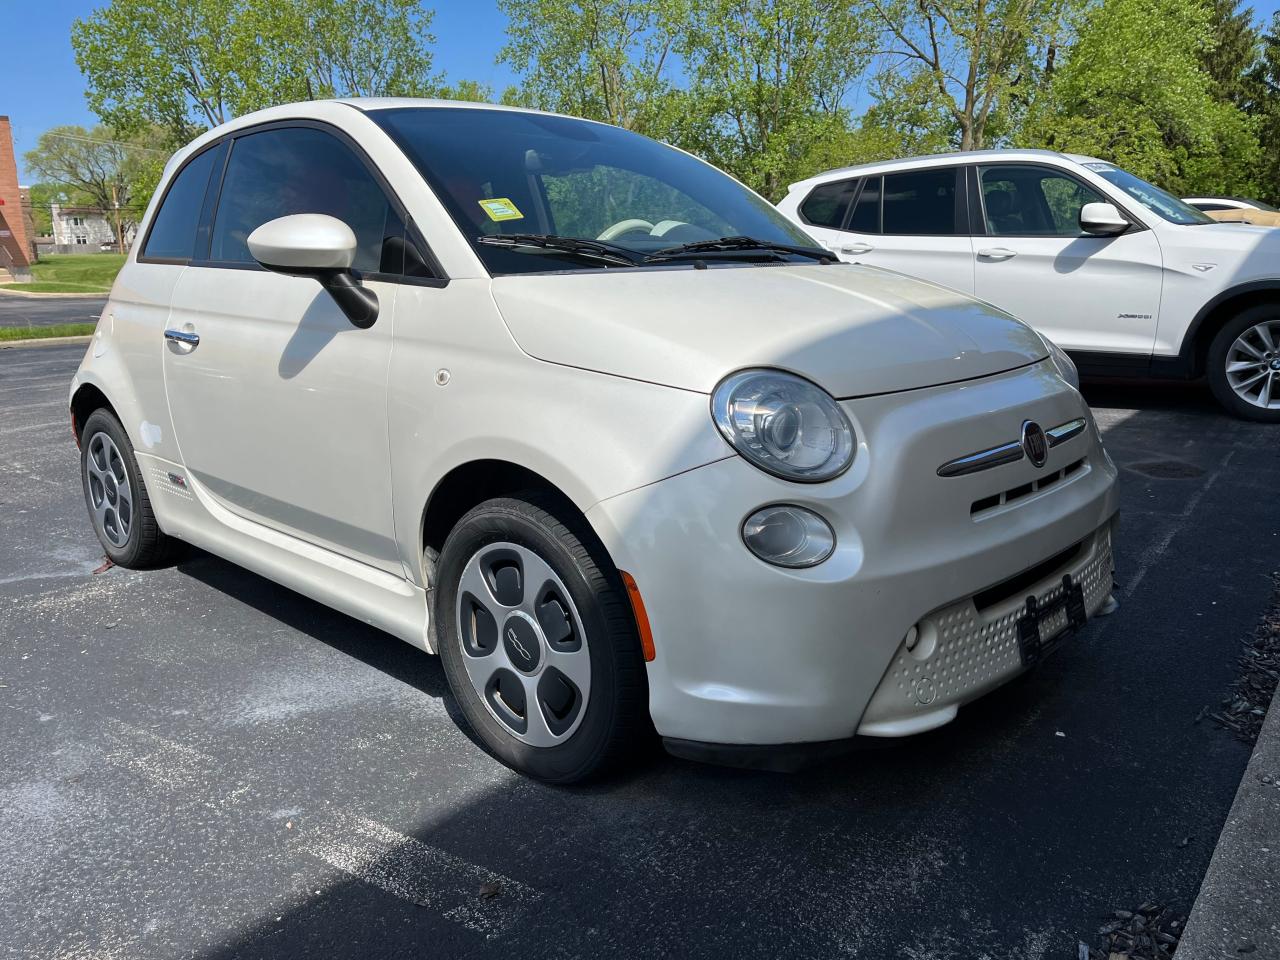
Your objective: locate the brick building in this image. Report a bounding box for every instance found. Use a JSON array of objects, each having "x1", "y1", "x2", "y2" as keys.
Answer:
[{"x1": 0, "y1": 115, "x2": 34, "y2": 282}]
